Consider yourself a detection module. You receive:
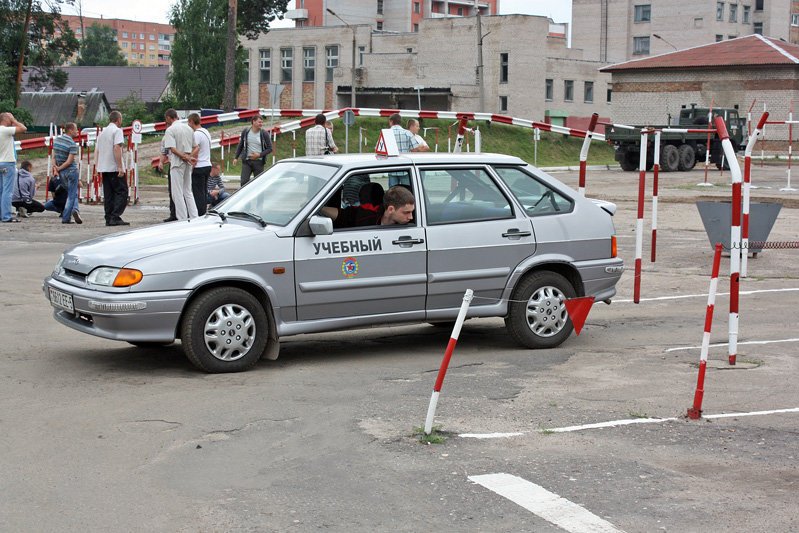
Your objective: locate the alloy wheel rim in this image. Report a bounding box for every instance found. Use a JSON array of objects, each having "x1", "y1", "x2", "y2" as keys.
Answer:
[
  {"x1": 525, "y1": 285, "x2": 567, "y2": 337},
  {"x1": 203, "y1": 303, "x2": 256, "y2": 361}
]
